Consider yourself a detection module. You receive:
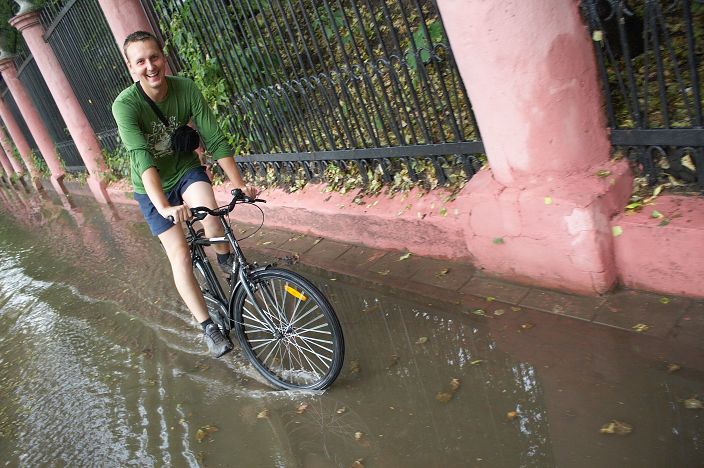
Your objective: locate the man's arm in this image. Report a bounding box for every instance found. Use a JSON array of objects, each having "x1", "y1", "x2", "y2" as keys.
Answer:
[
  {"x1": 142, "y1": 167, "x2": 190, "y2": 223},
  {"x1": 216, "y1": 156, "x2": 257, "y2": 197}
]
